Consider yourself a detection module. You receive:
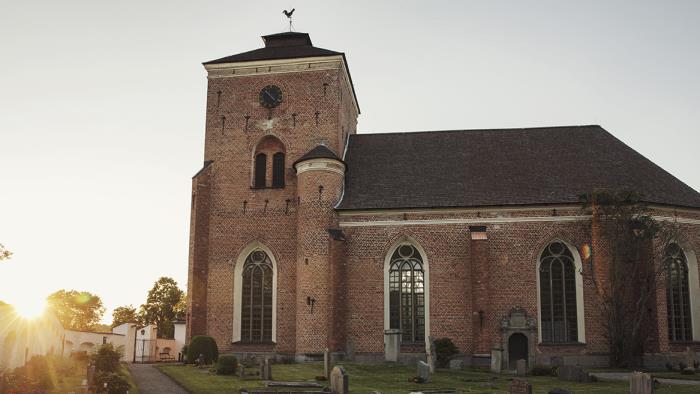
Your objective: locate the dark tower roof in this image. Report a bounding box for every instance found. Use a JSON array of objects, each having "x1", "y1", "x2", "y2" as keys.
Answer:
[
  {"x1": 337, "y1": 125, "x2": 700, "y2": 210},
  {"x1": 294, "y1": 145, "x2": 342, "y2": 167},
  {"x1": 204, "y1": 32, "x2": 342, "y2": 65}
]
